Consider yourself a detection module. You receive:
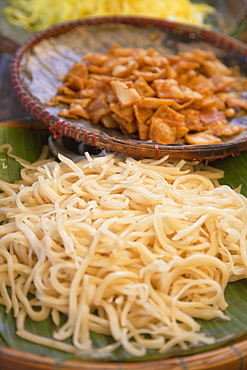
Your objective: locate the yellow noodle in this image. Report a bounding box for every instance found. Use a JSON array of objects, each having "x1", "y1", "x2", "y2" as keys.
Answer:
[{"x1": 3, "y1": 0, "x2": 215, "y2": 32}]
